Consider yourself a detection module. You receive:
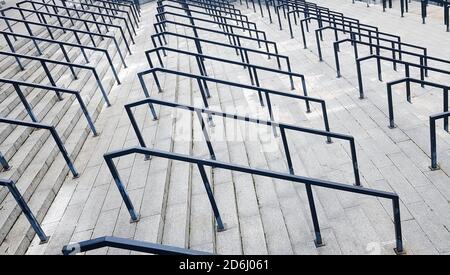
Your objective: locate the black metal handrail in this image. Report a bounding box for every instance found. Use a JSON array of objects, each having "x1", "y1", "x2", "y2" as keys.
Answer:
[
  {"x1": 156, "y1": 0, "x2": 253, "y2": 29},
  {"x1": 332, "y1": 37, "x2": 437, "y2": 79},
  {"x1": 317, "y1": 26, "x2": 426, "y2": 67},
  {"x1": 381, "y1": 0, "x2": 394, "y2": 11},
  {"x1": 187, "y1": 0, "x2": 237, "y2": 9},
  {"x1": 379, "y1": 0, "x2": 412, "y2": 18},
  {"x1": 145, "y1": 46, "x2": 303, "y2": 94},
  {"x1": 421, "y1": 0, "x2": 450, "y2": 31},
  {"x1": 34, "y1": 0, "x2": 139, "y2": 35},
  {"x1": 0, "y1": 77, "x2": 99, "y2": 136},
  {"x1": 153, "y1": 17, "x2": 277, "y2": 55},
  {"x1": 2, "y1": 6, "x2": 133, "y2": 51},
  {"x1": 157, "y1": 0, "x2": 254, "y2": 31},
  {"x1": 0, "y1": 50, "x2": 111, "y2": 107},
  {"x1": 386, "y1": 77, "x2": 449, "y2": 129},
  {"x1": 383, "y1": 77, "x2": 450, "y2": 170},
  {"x1": 261, "y1": 0, "x2": 276, "y2": 22},
  {"x1": 125, "y1": 97, "x2": 361, "y2": 185},
  {"x1": 62, "y1": 236, "x2": 211, "y2": 255},
  {"x1": 271, "y1": 0, "x2": 403, "y2": 57},
  {"x1": 151, "y1": 31, "x2": 289, "y2": 71},
  {"x1": 278, "y1": 0, "x2": 357, "y2": 32},
  {"x1": 17, "y1": 0, "x2": 136, "y2": 42},
  {"x1": 356, "y1": 54, "x2": 450, "y2": 99},
  {"x1": 0, "y1": 117, "x2": 78, "y2": 178},
  {"x1": 54, "y1": 0, "x2": 139, "y2": 28},
  {"x1": 275, "y1": 0, "x2": 360, "y2": 29},
  {"x1": 430, "y1": 110, "x2": 450, "y2": 170},
  {"x1": 0, "y1": 31, "x2": 122, "y2": 85},
  {"x1": 79, "y1": 0, "x2": 140, "y2": 21},
  {"x1": 103, "y1": 146, "x2": 404, "y2": 253},
  {"x1": 380, "y1": 0, "x2": 449, "y2": 31},
  {"x1": 298, "y1": 15, "x2": 386, "y2": 50},
  {"x1": 185, "y1": 0, "x2": 249, "y2": 24},
  {"x1": 137, "y1": 67, "x2": 329, "y2": 135},
  {"x1": 155, "y1": 8, "x2": 264, "y2": 41},
  {"x1": 0, "y1": 152, "x2": 10, "y2": 171},
  {"x1": 287, "y1": 7, "x2": 356, "y2": 39},
  {"x1": 0, "y1": 179, "x2": 48, "y2": 243},
  {"x1": 0, "y1": 14, "x2": 130, "y2": 61},
  {"x1": 199, "y1": 0, "x2": 249, "y2": 25},
  {"x1": 162, "y1": 0, "x2": 243, "y2": 18},
  {"x1": 62, "y1": 0, "x2": 128, "y2": 18}
]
